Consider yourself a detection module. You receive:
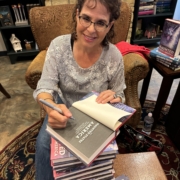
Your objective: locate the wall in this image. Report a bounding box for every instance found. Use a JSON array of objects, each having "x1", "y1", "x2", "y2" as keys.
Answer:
[
  {"x1": 45, "y1": 0, "x2": 135, "y2": 43},
  {"x1": 173, "y1": 0, "x2": 180, "y2": 20}
]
